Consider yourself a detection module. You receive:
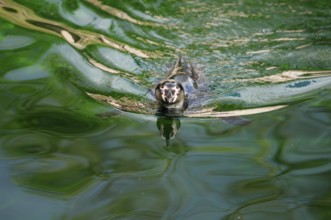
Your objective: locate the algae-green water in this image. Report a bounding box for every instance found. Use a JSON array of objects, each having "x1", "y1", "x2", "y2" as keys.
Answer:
[{"x1": 0, "y1": 0, "x2": 331, "y2": 219}]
